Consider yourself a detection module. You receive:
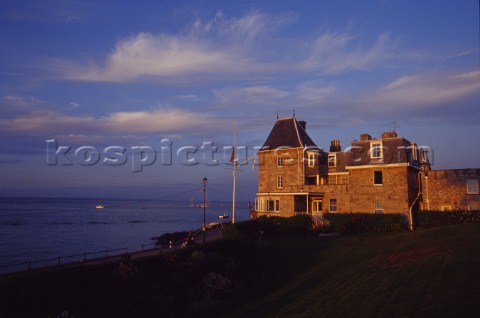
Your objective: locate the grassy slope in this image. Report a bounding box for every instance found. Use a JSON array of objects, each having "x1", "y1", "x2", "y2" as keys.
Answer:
[
  {"x1": 1, "y1": 224, "x2": 479, "y2": 317},
  {"x1": 210, "y1": 224, "x2": 480, "y2": 318}
]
